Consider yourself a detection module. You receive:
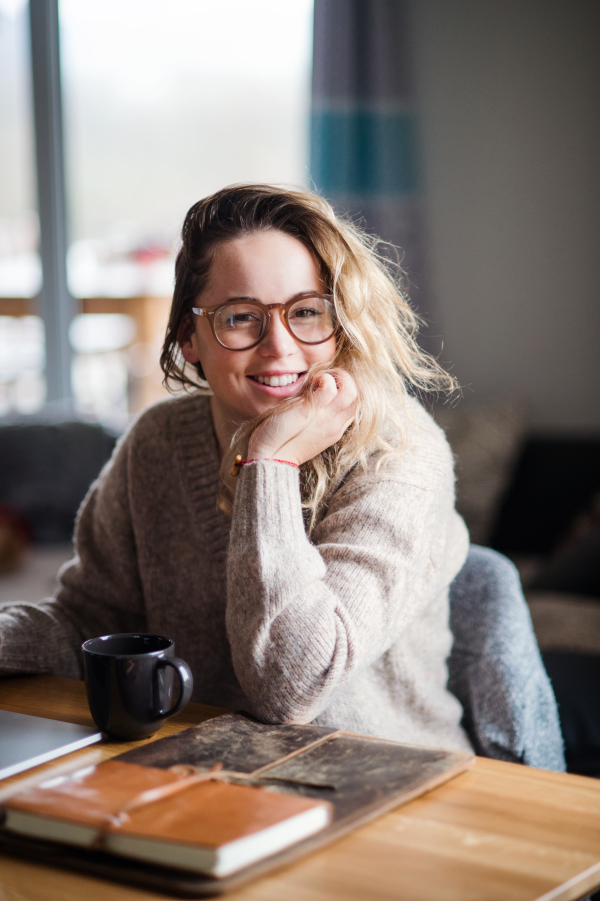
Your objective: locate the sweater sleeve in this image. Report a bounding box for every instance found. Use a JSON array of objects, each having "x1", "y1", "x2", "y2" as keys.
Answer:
[
  {"x1": 0, "y1": 434, "x2": 147, "y2": 678},
  {"x1": 226, "y1": 455, "x2": 468, "y2": 725}
]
